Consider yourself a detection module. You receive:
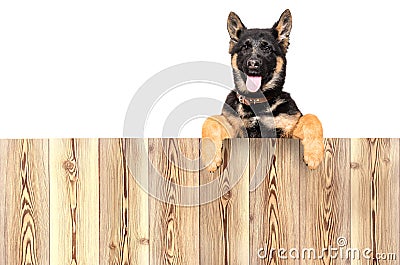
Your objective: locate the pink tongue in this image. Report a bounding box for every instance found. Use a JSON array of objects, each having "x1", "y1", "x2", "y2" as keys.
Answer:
[{"x1": 246, "y1": 76, "x2": 262, "y2": 92}]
